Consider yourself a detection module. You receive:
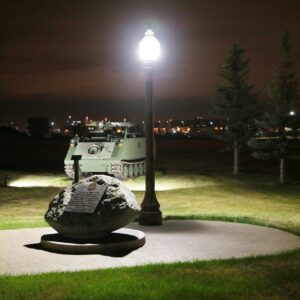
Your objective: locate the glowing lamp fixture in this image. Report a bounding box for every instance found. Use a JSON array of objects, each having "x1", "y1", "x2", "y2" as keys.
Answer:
[{"x1": 138, "y1": 29, "x2": 160, "y2": 63}]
